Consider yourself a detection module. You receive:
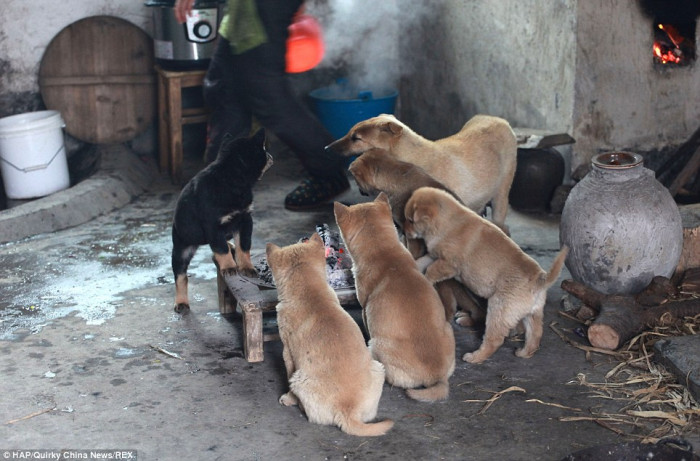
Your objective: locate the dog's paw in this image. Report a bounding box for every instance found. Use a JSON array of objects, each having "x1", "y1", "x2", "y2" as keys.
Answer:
[
  {"x1": 515, "y1": 347, "x2": 536, "y2": 359},
  {"x1": 455, "y1": 311, "x2": 474, "y2": 327},
  {"x1": 414, "y1": 255, "x2": 434, "y2": 274},
  {"x1": 219, "y1": 267, "x2": 239, "y2": 278},
  {"x1": 279, "y1": 392, "x2": 298, "y2": 406},
  {"x1": 462, "y1": 352, "x2": 485, "y2": 364},
  {"x1": 237, "y1": 266, "x2": 258, "y2": 279},
  {"x1": 174, "y1": 303, "x2": 190, "y2": 314}
]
